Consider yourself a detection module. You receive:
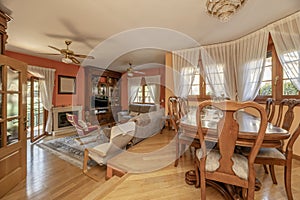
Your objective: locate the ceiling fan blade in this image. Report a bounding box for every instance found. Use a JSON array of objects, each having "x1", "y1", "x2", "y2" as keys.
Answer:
[
  {"x1": 70, "y1": 56, "x2": 80, "y2": 64},
  {"x1": 133, "y1": 70, "x2": 145, "y2": 74},
  {"x1": 73, "y1": 54, "x2": 95, "y2": 59},
  {"x1": 48, "y1": 45, "x2": 62, "y2": 53},
  {"x1": 37, "y1": 53, "x2": 61, "y2": 56}
]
